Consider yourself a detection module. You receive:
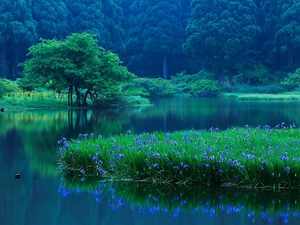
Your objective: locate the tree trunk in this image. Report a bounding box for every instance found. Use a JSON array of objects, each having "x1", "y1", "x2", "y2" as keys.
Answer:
[
  {"x1": 1, "y1": 44, "x2": 7, "y2": 78},
  {"x1": 13, "y1": 48, "x2": 19, "y2": 79},
  {"x1": 68, "y1": 85, "x2": 73, "y2": 106},
  {"x1": 75, "y1": 86, "x2": 81, "y2": 106},
  {"x1": 83, "y1": 88, "x2": 90, "y2": 106},
  {"x1": 287, "y1": 47, "x2": 293, "y2": 67},
  {"x1": 163, "y1": 53, "x2": 168, "y2": 80},
  {"x1": 8, "y1": 47, "x2": 14, "y2": 80},
  {"x1": 275, "y1": 43, "x2": 280, "y2": 69},
  {"x1": 218, "y1": 70, "x2": 225, "y2": 83}
]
